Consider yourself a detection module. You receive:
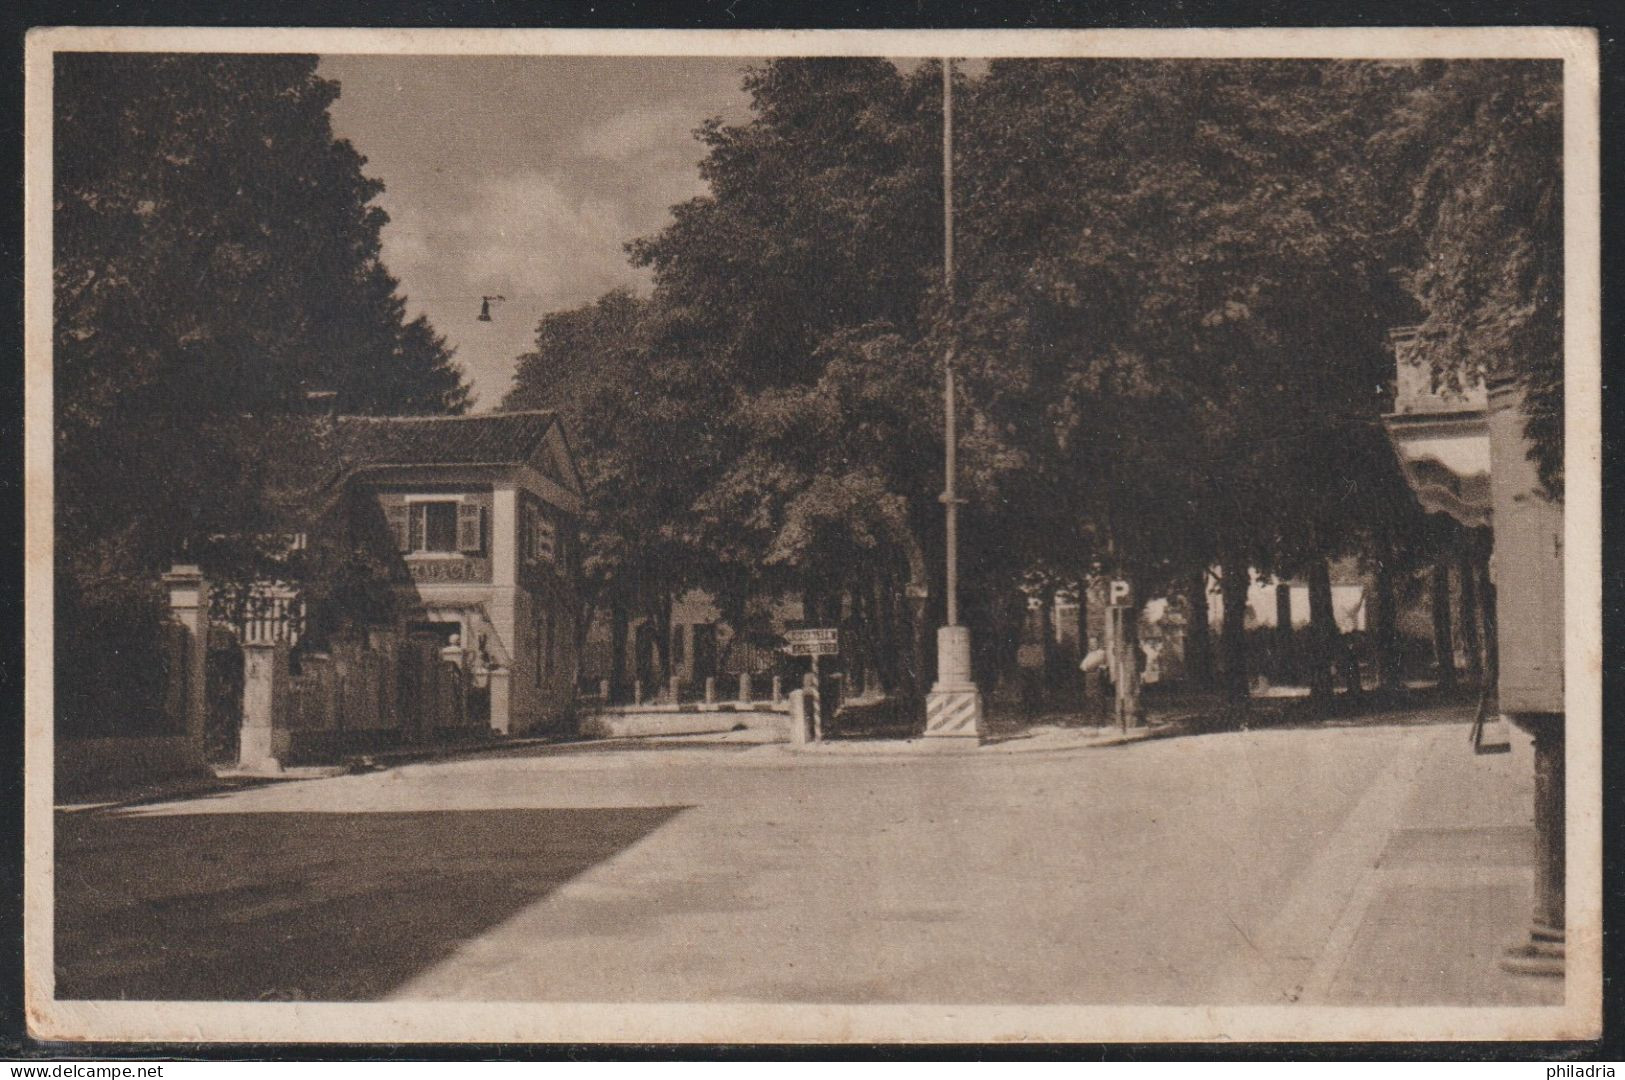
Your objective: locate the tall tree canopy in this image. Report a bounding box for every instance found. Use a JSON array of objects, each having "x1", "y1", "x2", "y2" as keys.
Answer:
[
  {"x1": 1375, "y1": 60, "x2": 1564, "y2": 495},
  {"x1": 55, "y1": 54, "x2": 467, "y2": 727},
  {"x1": 505, "y1": 56, "x2": 1562, "y2": 708}
]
